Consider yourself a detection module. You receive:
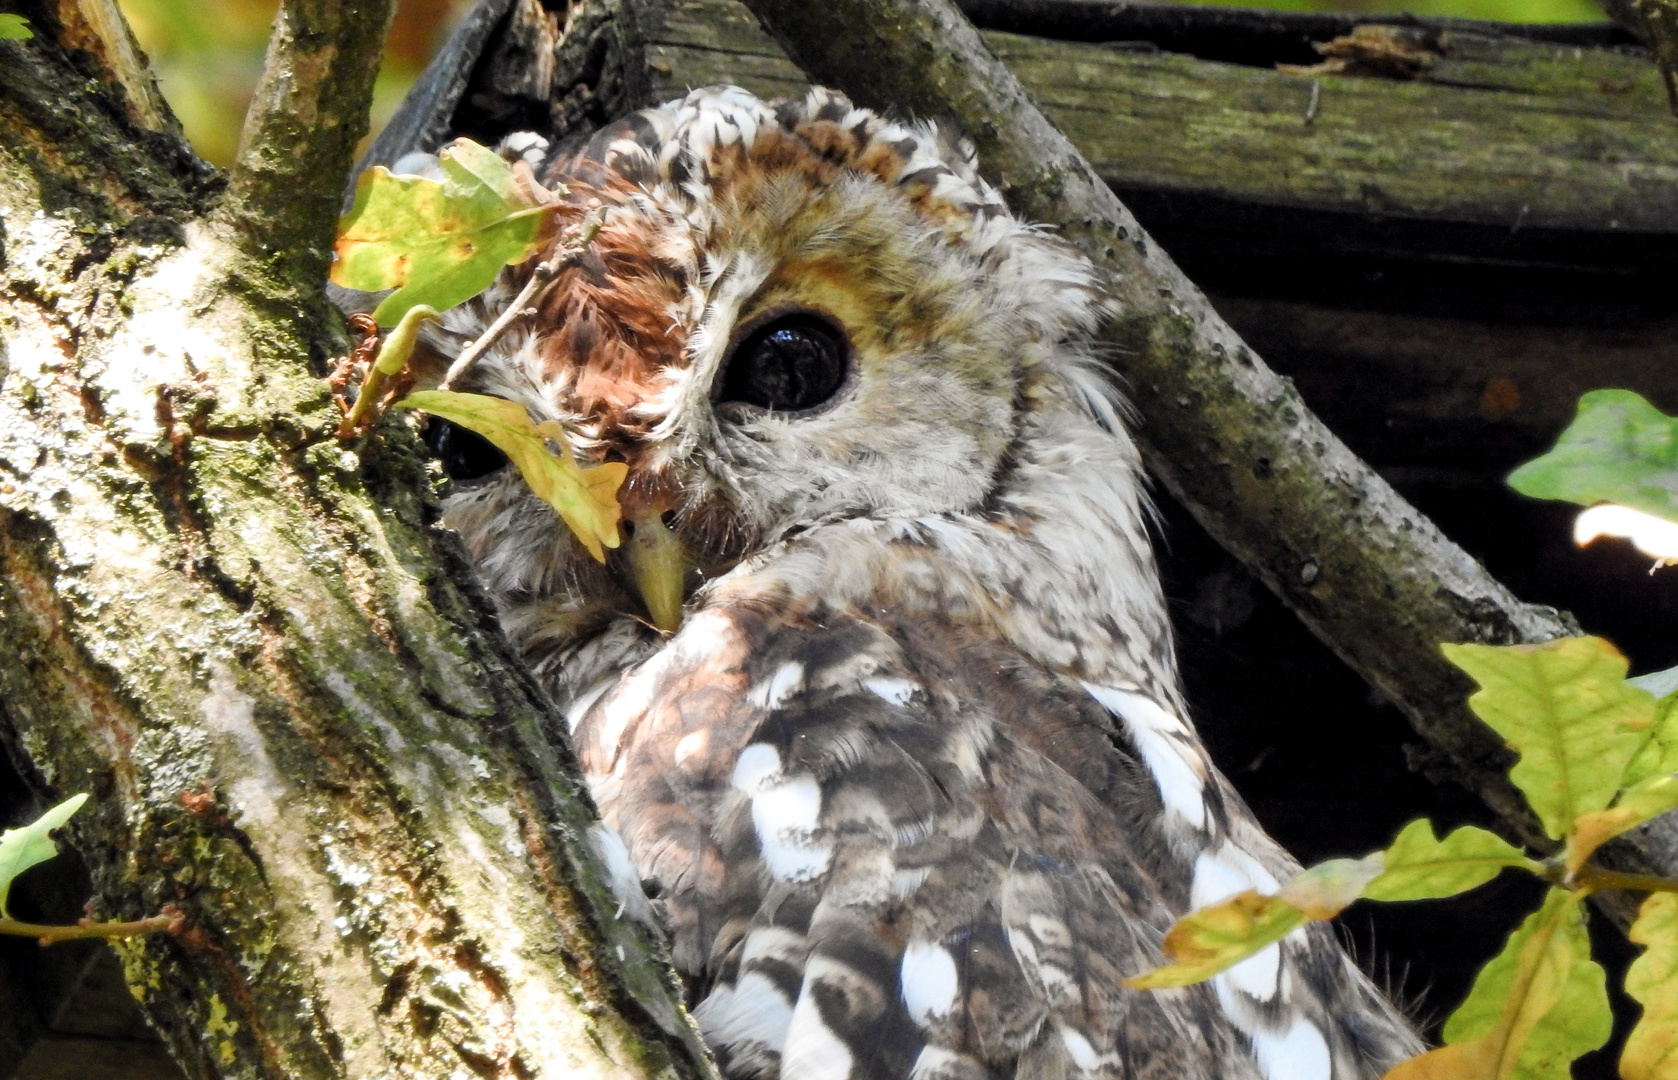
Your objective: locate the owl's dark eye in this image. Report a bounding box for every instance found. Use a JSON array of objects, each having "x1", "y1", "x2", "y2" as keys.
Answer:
[
  {"x1": 718, "y1": 313, "x2": 849, "y2": 412},
  {"x1": 425, "y1": 418, "x2": 509, "y2": 482}
]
